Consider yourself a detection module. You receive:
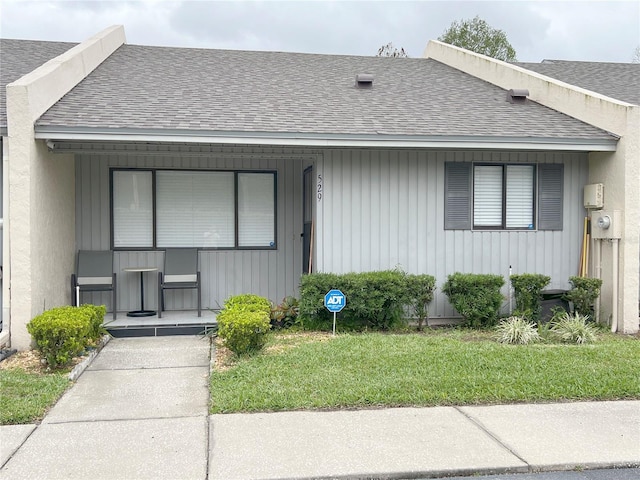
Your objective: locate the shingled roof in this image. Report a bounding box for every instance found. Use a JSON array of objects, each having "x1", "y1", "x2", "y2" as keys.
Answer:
[
  {"x1": 0, "y1": 39, "x2": 77, "y2": 129},
  {"x1": 517, "y1": 60, "x2": 640, "y2": 106},
  {"x1": 31, "y1": 43, "x2": 615, "y2": 143}
]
